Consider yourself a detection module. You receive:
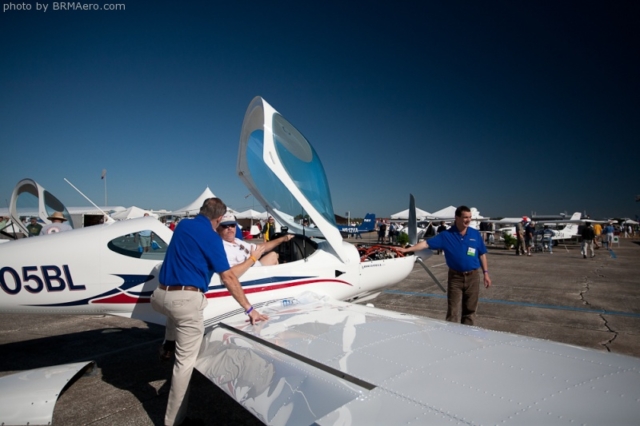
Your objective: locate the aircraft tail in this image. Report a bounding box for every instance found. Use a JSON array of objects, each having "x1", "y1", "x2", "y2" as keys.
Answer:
[
  {"x1": 358, "y1": 213, "x2": 376, "y2": 231},
  {"x1": 562, "y1": 212, "x2": 581, "y2": 236}
]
